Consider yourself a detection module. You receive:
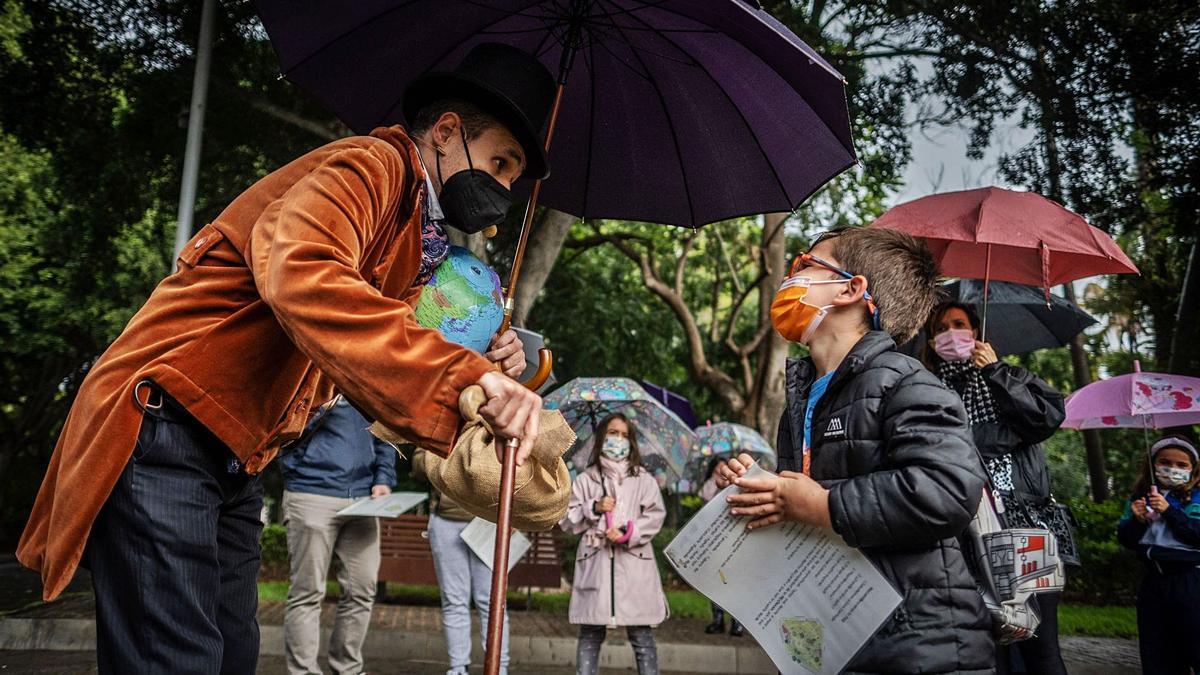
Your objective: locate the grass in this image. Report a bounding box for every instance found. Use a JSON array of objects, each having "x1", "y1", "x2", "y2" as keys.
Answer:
[
  {"x1": 257, "y1": 583, "x2": 1138, "y2": 640},
  {"x1": 1058, "y1": 604, "x2": 1138, "y2": 639},
  {"x1": 257, "y1": 580, "x2": 341, "y2": 603}
]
